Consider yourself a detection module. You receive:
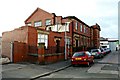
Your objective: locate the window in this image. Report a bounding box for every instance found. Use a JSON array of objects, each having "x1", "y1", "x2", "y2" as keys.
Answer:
[
  {"x1": 73, "y1": 52, "x2": 85, "y2": 57},
  {"x1": 84, "y1": 25, "x2": 86, "y2": 33},
  {"x1": 80, "y1": 24, "x2": 82, "y2": 32},
  {"x1": 75, "y1": 22, "x2": 78, "y2": 30},
  {"x1": 86, "y1": 27, "x2": 87, "y2": 33},
  {"x1": 27, "y1": 22, "x2": 31, "y2": 26},
  {"x1": 34, "y1": 21, "x2": 42, "y2": 27},
  {"x1": 84, "y1": 37, "x2": 86, "y2": 46},
  {"x1": 45, "y1": 19, "x2": 51, "y2": 26},
  {"x1": 38, "y1": 34, "x2": 48, "y2": 48}
]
